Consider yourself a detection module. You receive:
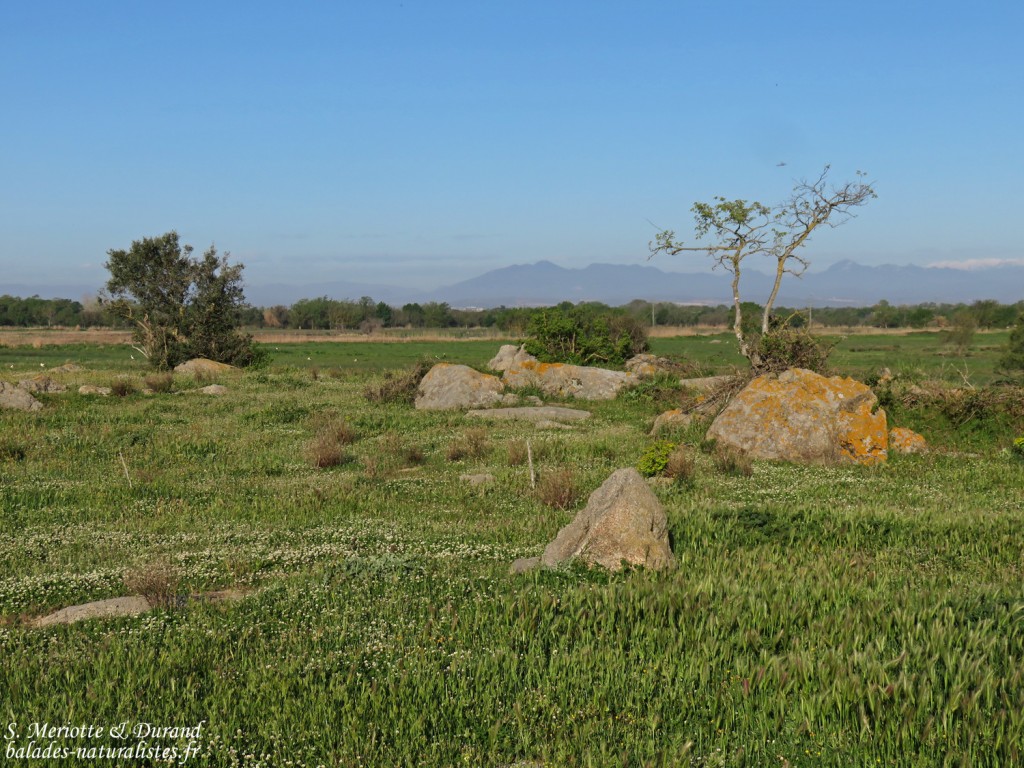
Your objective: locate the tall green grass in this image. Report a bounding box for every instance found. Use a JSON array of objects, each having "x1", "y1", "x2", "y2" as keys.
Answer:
[{"x1": 1, "y1": 340, "x2": 1022, "y2": 766}]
